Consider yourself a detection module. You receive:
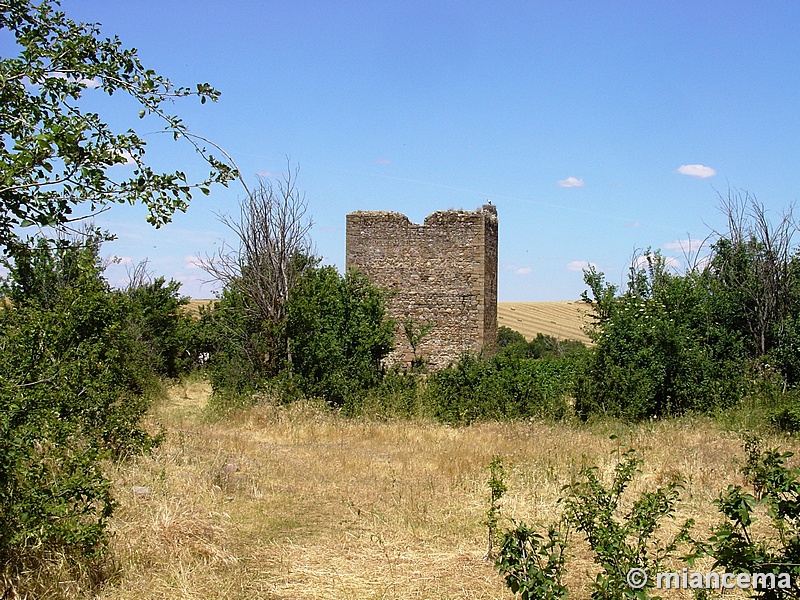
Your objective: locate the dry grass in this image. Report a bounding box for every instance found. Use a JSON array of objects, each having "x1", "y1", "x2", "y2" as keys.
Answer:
[
  {"x1": 497, "y1": 301, "x2": 594, "y2": 344},
  {"x1": 94, "y1": 380, "x2": 798, "y2": 599},
  {"x1": 184, "y1": 299, "x2": 215, "y2": 316}
]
